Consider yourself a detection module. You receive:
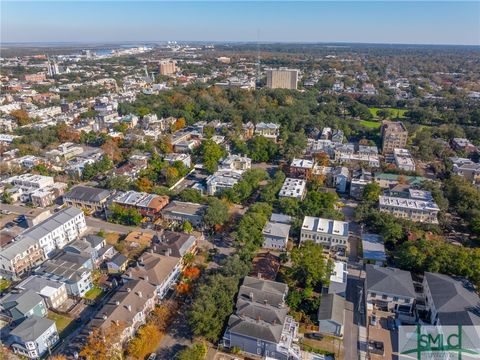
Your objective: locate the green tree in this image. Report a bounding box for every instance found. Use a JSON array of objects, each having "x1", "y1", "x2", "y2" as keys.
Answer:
[
  {"x1": 199, "y1": 139, "x2": 226, "y2": 174},
  {"x1": 204, "y1": 198, "x2": 229, "y2": 230},
  {"x1": 182, "y1": 221, "x2": 193, "y2": 234},
  {"x1": 290, "y1": 240, "x2": 332, "y2": 289},
  {"x1": 176, "y1": 342, "x2": 207, "y2": 360},
  {"x1": 362, "y1": 182, "x2": 381, "y2": 203}
]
